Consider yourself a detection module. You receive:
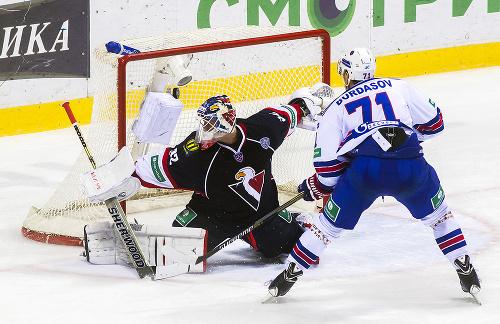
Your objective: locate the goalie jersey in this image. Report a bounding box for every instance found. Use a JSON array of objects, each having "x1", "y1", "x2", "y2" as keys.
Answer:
[{"x1": 135, "y1": 105, "x2": 301, "y2": 228}]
